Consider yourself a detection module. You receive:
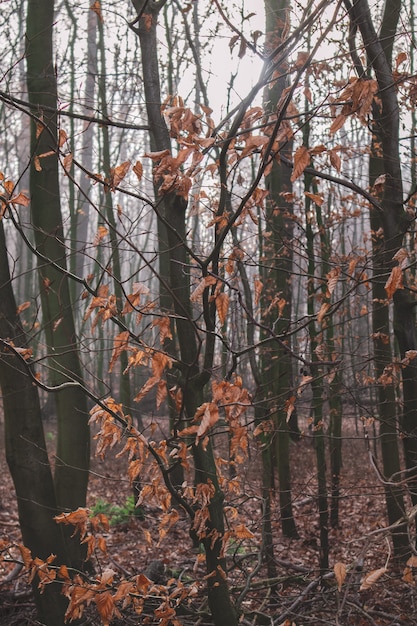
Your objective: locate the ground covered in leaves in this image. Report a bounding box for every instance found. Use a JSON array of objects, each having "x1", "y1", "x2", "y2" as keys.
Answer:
[{"x1": 1, "y1": 414, "x2": 417, "y2": 625}]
